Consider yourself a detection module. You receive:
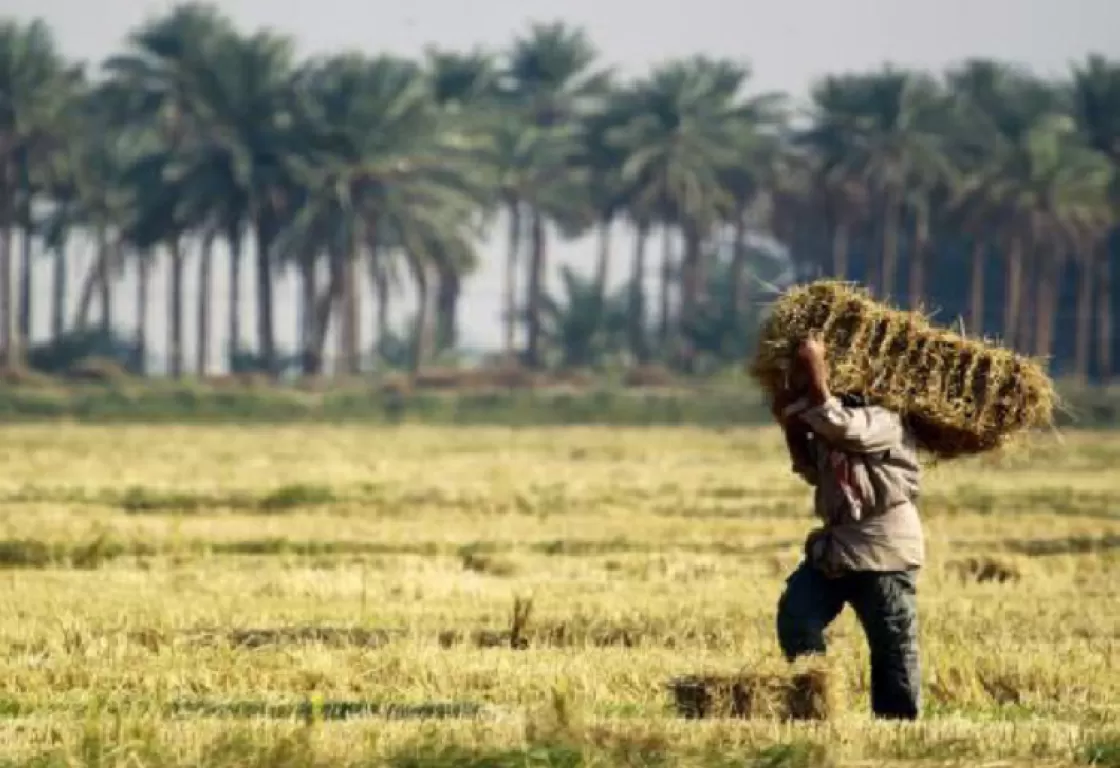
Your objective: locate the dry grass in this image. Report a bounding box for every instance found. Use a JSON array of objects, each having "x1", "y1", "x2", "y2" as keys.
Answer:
[
  {"x1": 668, "y1": 661, "x2": 840, "y2": 721},
  {"x1": 0, "y1": 423, "x2": 1115, "y2": 766},
  {"x1": 750, "y1": 280, "x2": 1057, "y2": 459}
]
